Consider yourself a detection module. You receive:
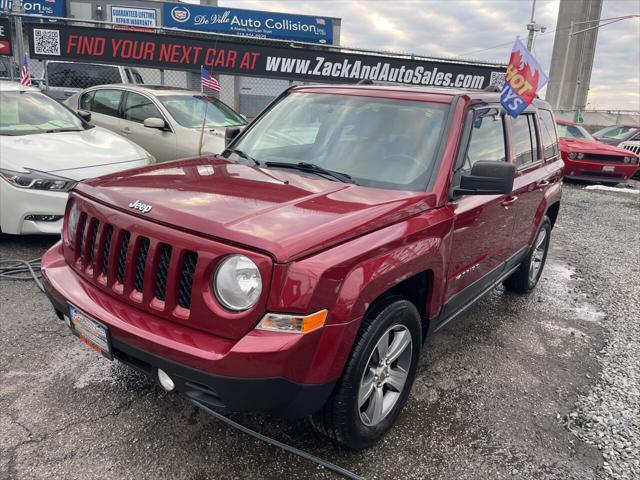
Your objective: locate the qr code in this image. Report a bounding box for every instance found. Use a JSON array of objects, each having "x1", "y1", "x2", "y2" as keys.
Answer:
[
  {"x1": 34, "y1": 29, "x2": 60, "y2": 56},
  {"x1": 490, "y1": 71, "x2": 505, "y2": 88}
]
